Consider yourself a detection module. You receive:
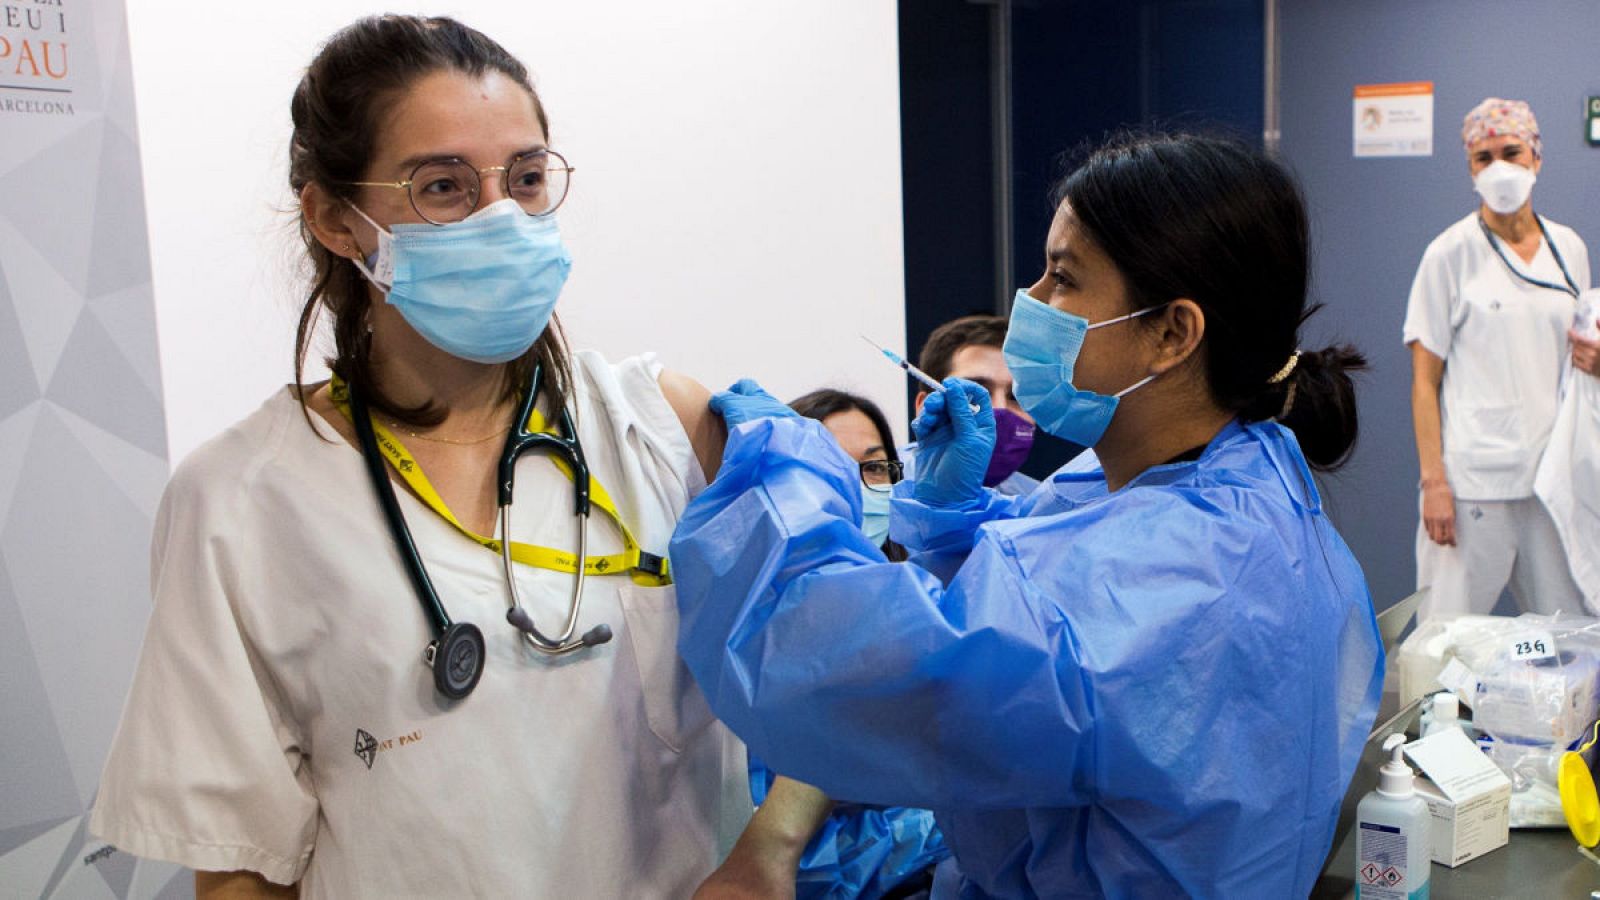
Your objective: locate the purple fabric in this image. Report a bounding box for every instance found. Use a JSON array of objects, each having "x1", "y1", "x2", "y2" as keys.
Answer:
[{"x1": 983, "y1": 407, "x2": 1035, "y2": 487}]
